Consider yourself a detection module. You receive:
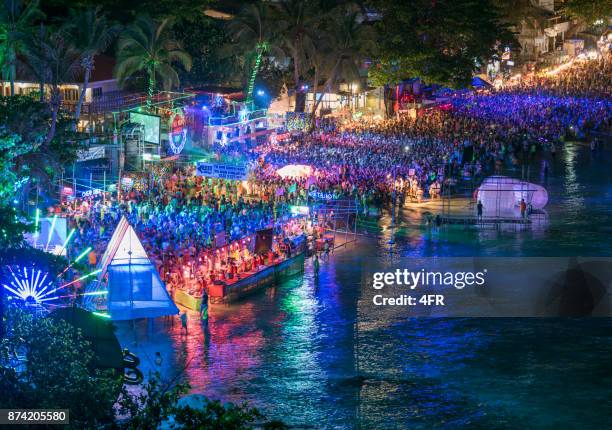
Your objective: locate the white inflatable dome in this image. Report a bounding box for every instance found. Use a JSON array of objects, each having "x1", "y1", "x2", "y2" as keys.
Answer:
[
  {"x1": 476, "y1": 176, "x2": 548, "y2": 216},
  {"x1": 276, "y1": 164, "x2": 313, "y2": 179}
]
